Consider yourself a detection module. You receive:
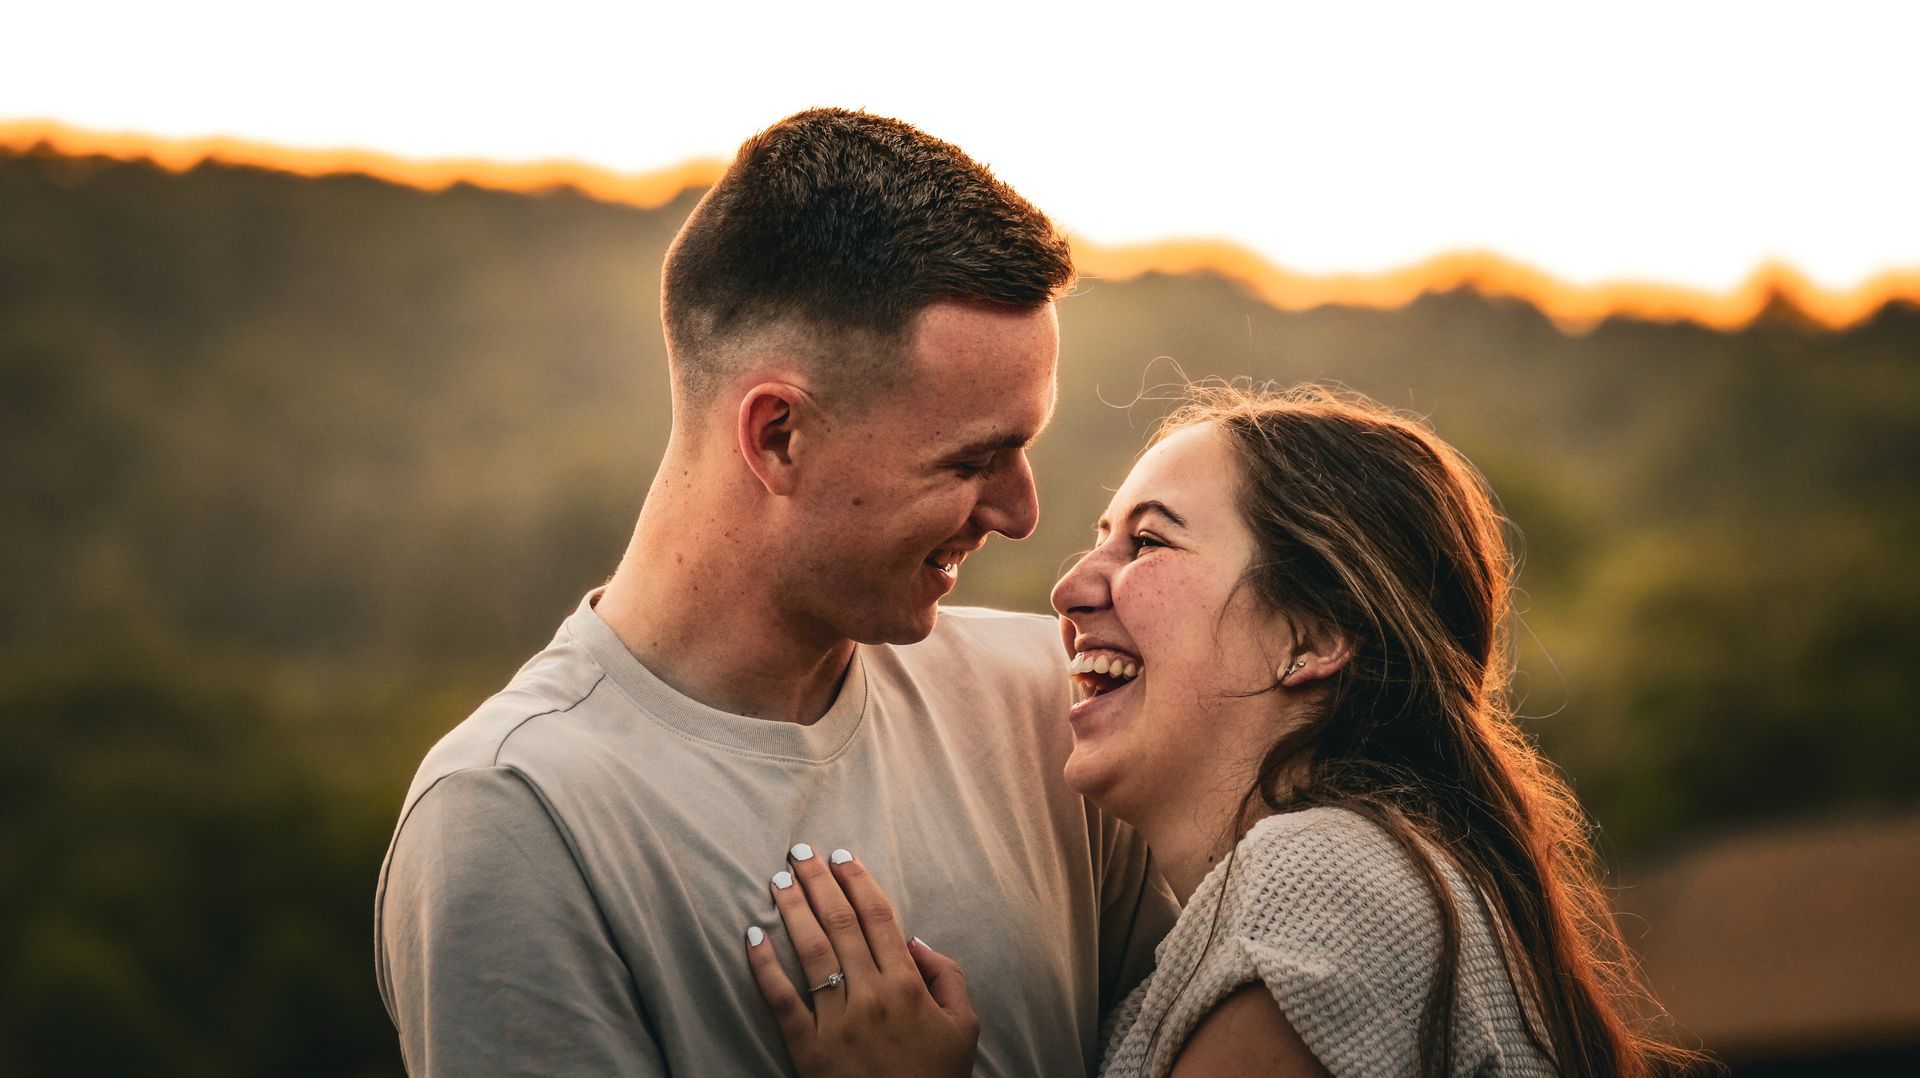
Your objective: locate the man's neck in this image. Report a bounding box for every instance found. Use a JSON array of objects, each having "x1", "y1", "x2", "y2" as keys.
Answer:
[{"x1": 593, "y1": 445, "x2": 855, "y2": 726}]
